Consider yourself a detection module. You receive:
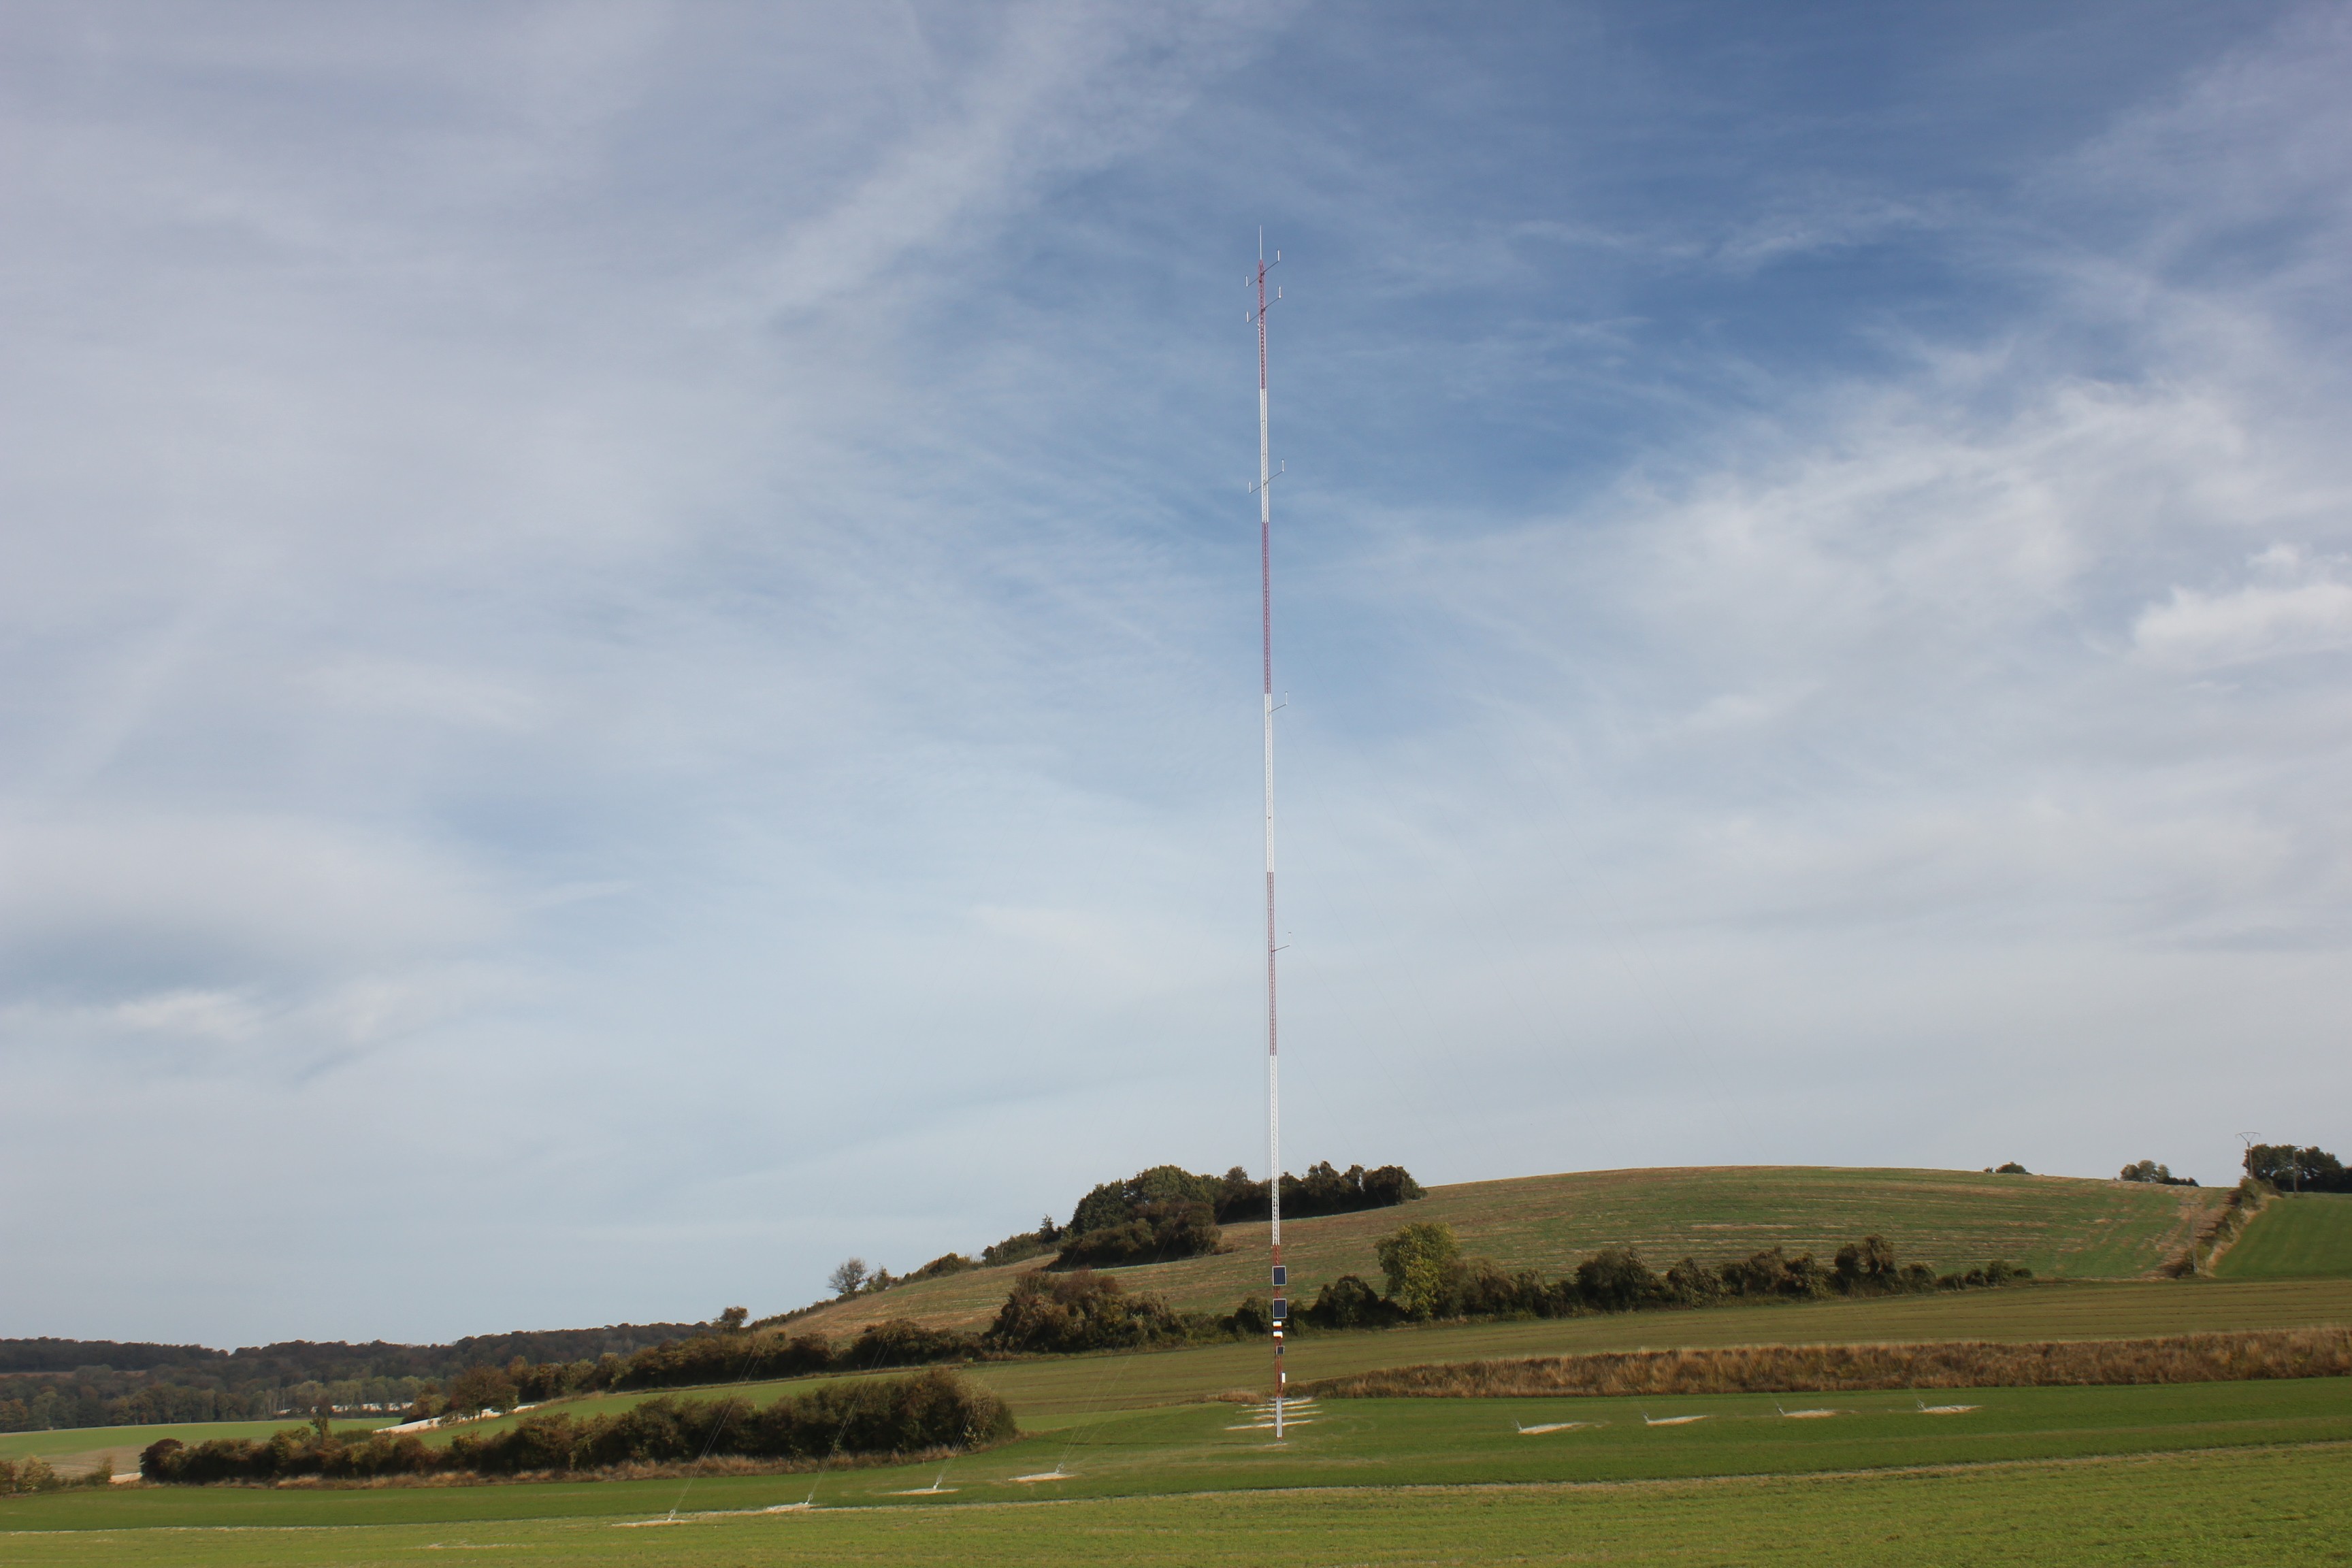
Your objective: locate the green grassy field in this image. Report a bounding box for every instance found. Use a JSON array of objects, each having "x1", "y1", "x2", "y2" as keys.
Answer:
[
  {"x1": 403, "y1": 1275, "x2": 2352, "y2": 1438},
  {"x1": 1, "y1": 1449, "x2": 2348, "y2": 1567},
  {"x1": 11, "y1": 1276, "x2": 2342, "y2": 1469},
  {"x1": 789, "y1": 1166, "x2": 2221, "y2": 1337},
  {"x1": 2217, "y1": 1194, "x2": 2352, "y2": 1279},
  {"x1": 3, "y1": 1384, "x2": 2349, "y2": 1564},
  {"x1": 3, "y1": 1171, "x2": 2325, "y2": 1567},
  {"x1": 7, "y1": 1262, "x2": 2348, "y2": 1567}
]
